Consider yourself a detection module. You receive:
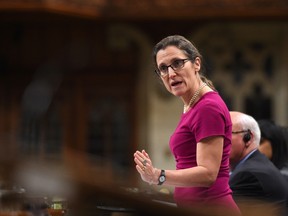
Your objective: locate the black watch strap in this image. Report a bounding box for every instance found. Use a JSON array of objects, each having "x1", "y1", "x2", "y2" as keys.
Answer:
[{"x1": 158, "y1": 169, "x2": 166, "y2": 185}]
